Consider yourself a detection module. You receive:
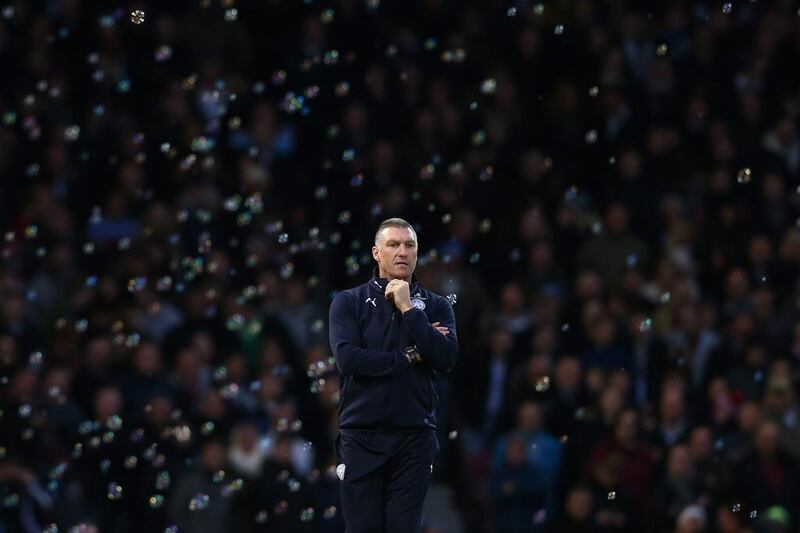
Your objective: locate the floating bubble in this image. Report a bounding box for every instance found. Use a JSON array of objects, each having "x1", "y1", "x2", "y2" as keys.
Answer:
[
  {"x1": 155, "y1": 45, "x2": 173, "y2": 62},
  {"x1": 335, "y1": 82, "x2": 350, "y2": 97},
  {"x1": 584, "y1": 130, "x2": 598, "y2": 144},
  {"x1": 448, "y1": 431, "x2": 458, "y2": 440},
  {"x1": 107, "y1": 482, "x2": 123, "y2": 500},
  {"x1": 588, "y1": 86, "x2": 599, "y2": 97},
  {"x1": 300, "y1": 508, "x2": 315, "y2": 522},
  {"x1": 723, "y1": 3, "x2": 733, "y2": 14},
  {"x1": 255, "y1": 510, "x2": 269, "y2": 523},
  {"x1": 732, "y1": 503, "x2": 741, "y2": 512},
  {"x1": 130, "y1": 10, "x2": 145, "y2": 24},
  {"x1": 156, "y1": 471, "x2": 171, "y2": 490},
  {"x1": 535, "y1": 376, "x2": 550, "y2": 392},
  {"x1": 64, "y1": 125, "x2": 81, "y2": 142},
  {"x1": 480, "y1": 79, "x2": 497, "y2": 94},
  {"x1": 737, "y1": 167, "x2": 752, "y2": 184},
  {"x1": 554, "y1": 24, "x2": 564, "y2": 35},
  {"x1": 189, "y1": 493, "x2": 210, "y2": 511},
  {"x1": 149, "y1": 495, "x2": 164, "y2": 508},
  {"x1": 607, "y1": 491, "x2": 616, "y2": 500},
  {"x1": 323, "y1": 506, "x2": 337, "y2": 519},
  {"x1": 656, "y1": 43, "x2": 668, "y2": 56},
  {"x1": 224, "y1": 8, "x2": 238, "y2": 21}
]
